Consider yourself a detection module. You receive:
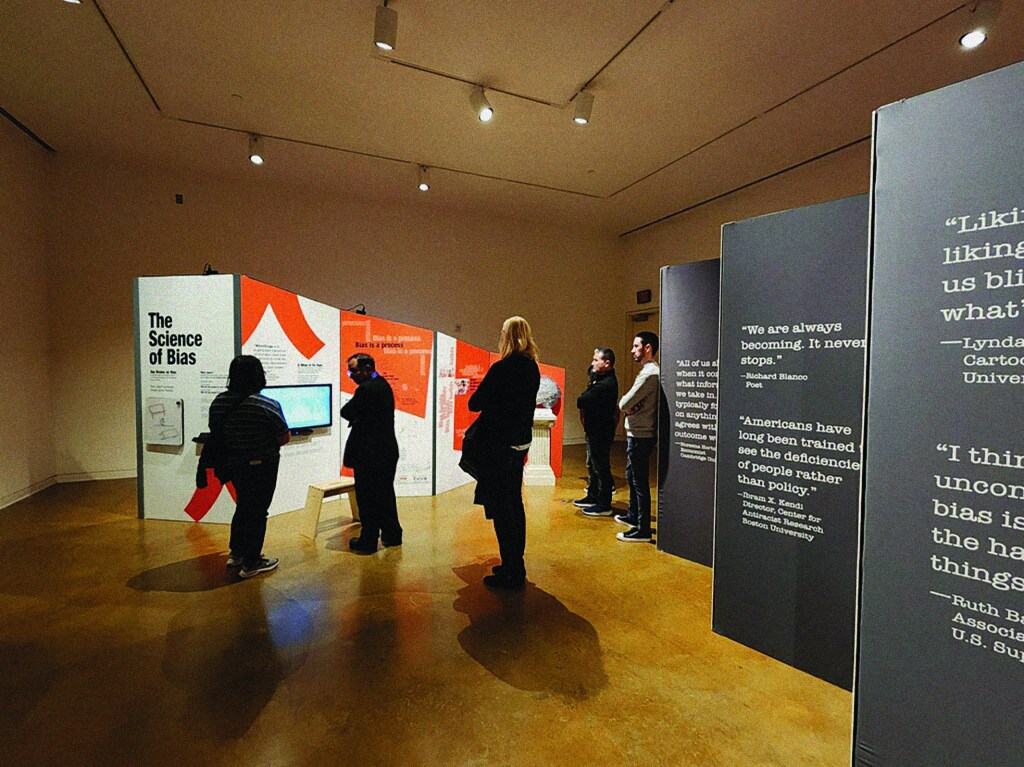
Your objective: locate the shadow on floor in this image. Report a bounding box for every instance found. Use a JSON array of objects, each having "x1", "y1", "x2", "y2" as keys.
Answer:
[
  {"x1": 323, "y1": 522, "x2": 362, "y2": 552},
  {"x1": 126, "y1": 552, "x2": 237, "y2": 593},
  {"x1": 452, "y1": 562, "x2": 608, "y2": 701}
]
